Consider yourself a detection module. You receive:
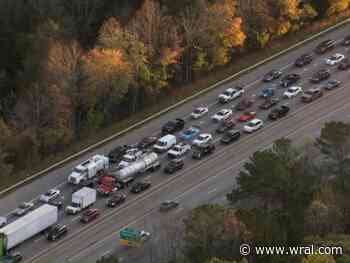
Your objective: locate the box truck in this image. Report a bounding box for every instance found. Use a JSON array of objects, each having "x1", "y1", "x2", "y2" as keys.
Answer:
[
  {"x1": 0, "y1": 204, "x2": 58, "y2": 255},
  {"x1": 65, "y1": 187, "x2": 96, "y2": 215}
]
